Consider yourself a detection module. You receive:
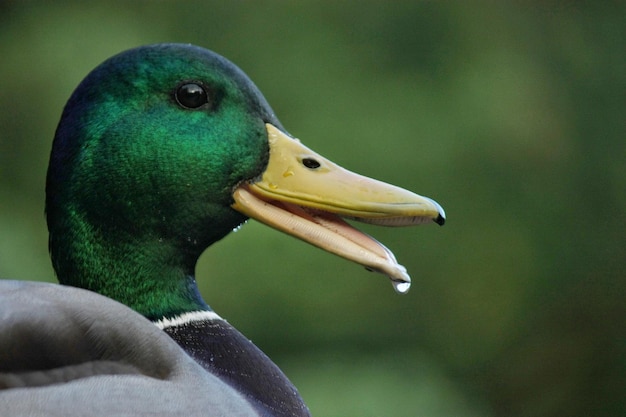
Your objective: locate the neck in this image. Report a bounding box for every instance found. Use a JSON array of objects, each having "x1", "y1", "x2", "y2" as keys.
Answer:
[
  {"x1": 156, "y1": 311, "x2": 311, "y2": 417},
  {"x1": 48, "y1": 211, "x2": 211, "y2": 321}
]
